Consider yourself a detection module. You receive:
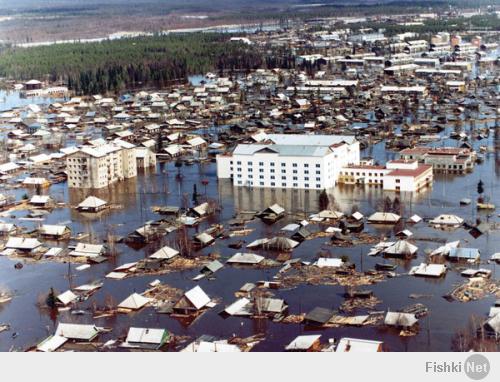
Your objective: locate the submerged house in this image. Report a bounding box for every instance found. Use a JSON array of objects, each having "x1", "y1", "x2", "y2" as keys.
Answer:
[
  {"x1": 5, "y1": 237, "x2": 42, "y2": 254},
  {"x1": 448, "y1": 247, "x2": 480, "y2": 262},
  {"x1": 77, "y1": 196, "x2": 108, "y2": 212},
  {"x1": 383, "y1": 240, "x2": 418, "y2": 258},
  {"x1": 118, "y1": 293, "x2": 152, "y2": 311},
  {"x1": 39, "y1": 224, "x2": 71, "y2": 240},
  {"x1": 257, "y1": 204, "x2": 285, "y2": 224},
  {"x1": 367, "y1": 212, "x2": 401, "y2": 224},
  {"x1": 122, "y1": 327, "x2": 170, "y2": 350},
  {"x1": 285, "y1": 334, "x2": 322, "y2": 352},
  {"x1": 173, "y1": 286, "x2": 211, "y2": 315}
]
